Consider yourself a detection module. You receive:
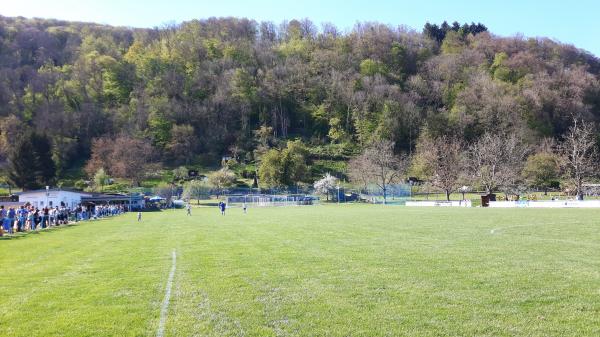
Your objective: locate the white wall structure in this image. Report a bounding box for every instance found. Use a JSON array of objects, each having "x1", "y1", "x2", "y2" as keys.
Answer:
[
  {"x1": 18, "y1": 189, "x2": 91, "y2": 209},
  {"x1": 489, "y1": 200, "x2": 600, "y2": 208},
  {"x1": 405, "y1": 200, "x2": 472, "y2": 207}
]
